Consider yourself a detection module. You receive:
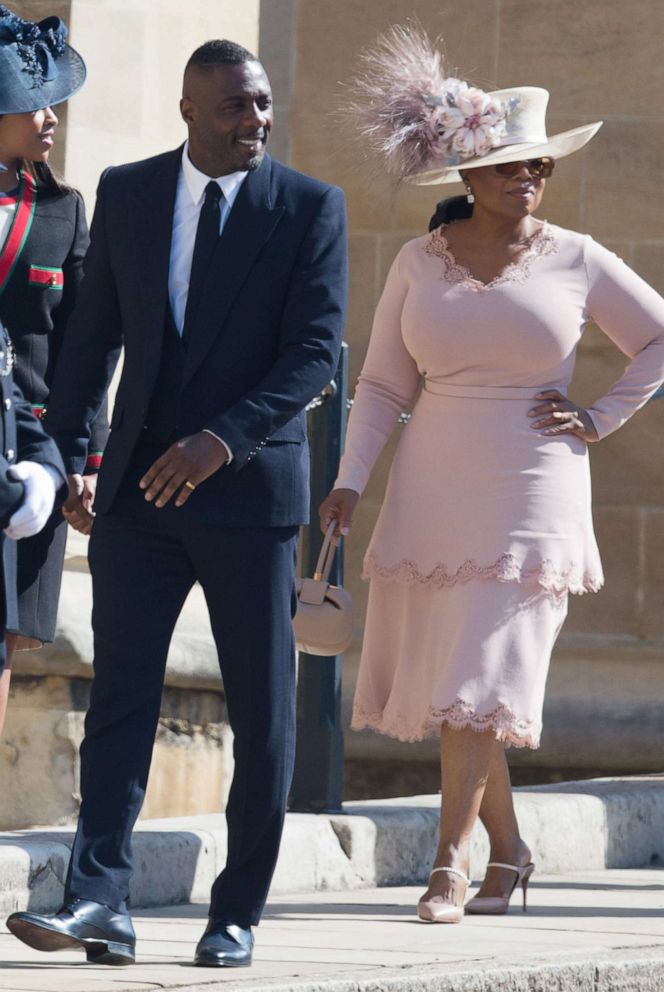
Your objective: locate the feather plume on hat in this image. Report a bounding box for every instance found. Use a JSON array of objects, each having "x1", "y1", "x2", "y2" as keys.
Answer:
[{"x1": 347, "y1": 25, "x2": 508, "y2": 181}]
